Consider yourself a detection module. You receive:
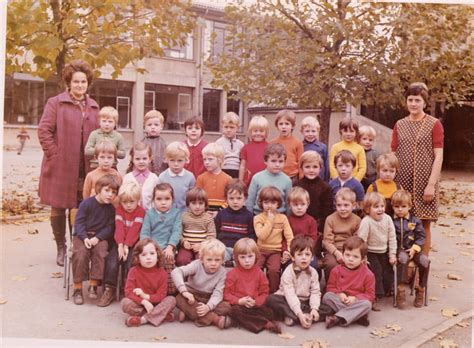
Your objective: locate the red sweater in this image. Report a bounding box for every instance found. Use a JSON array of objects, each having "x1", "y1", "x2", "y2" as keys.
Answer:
[
  {"x1": 114, "y1": 205, "x2": 146, "y2": 247},
  {"x1": 224, "y1": 265, "x2": 269, "y2": 306},
  {"x1": 284, "y1": 213, "x2": 318, "y2": 251},
  {"x1": 326, "y1": 264, "x2": 375, "y2": 302},
  {"x1": 184, "y1": 139, "x2": 208, "y2": 179},
  {"x1": 125, "y1": 265, "x2": 168, "y2": 305}
]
